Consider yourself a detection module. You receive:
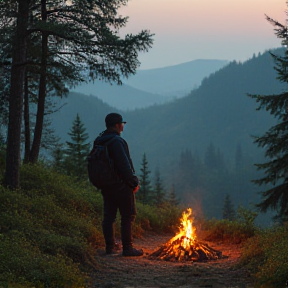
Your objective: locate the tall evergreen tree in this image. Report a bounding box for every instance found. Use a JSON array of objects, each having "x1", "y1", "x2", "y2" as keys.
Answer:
[
  {"x1": 2, "y1": 0, "x2": 31, "y2": 188},
  {"x1": 138, "y1": 153, "x2": 152, "y2": 204},
  {"x1": 249, "y1": 13, "x2": 288, "y2": 217},
  {"x1": 50, "y1": 142, "x2": 65, "y2": 173},
  {"x1": 65, "y1": 114, "x2": 90, "y2": 180},
  {"x1": 168, "y1": 184, "x2": 180, "y2": 206},
  {"x1": 28, "y1": 0, "x2": 154, "y2": 163},
  {"x1": 153, "y1": 167, "x2": 166, "y2": 207},
  {"x1": 222, "y1": 194, "x2": 236, "y2": 221},
  {"x1": 1, "y1": 0, "x2": 154, "y2": 188},
  {"x1": 204, "y1": 142, "x2": 217, "y2": 170}
]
